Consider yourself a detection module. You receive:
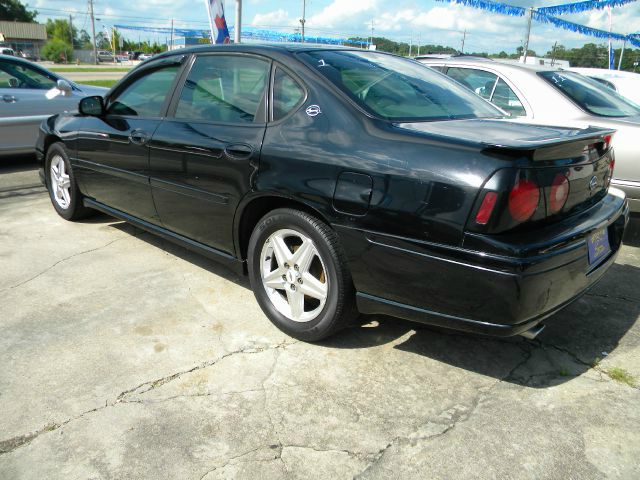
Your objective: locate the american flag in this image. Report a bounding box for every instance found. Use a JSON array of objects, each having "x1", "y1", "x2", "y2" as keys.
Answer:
[{"x1": 206, "y1": 0, "x2": 231, "y2": 44}]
